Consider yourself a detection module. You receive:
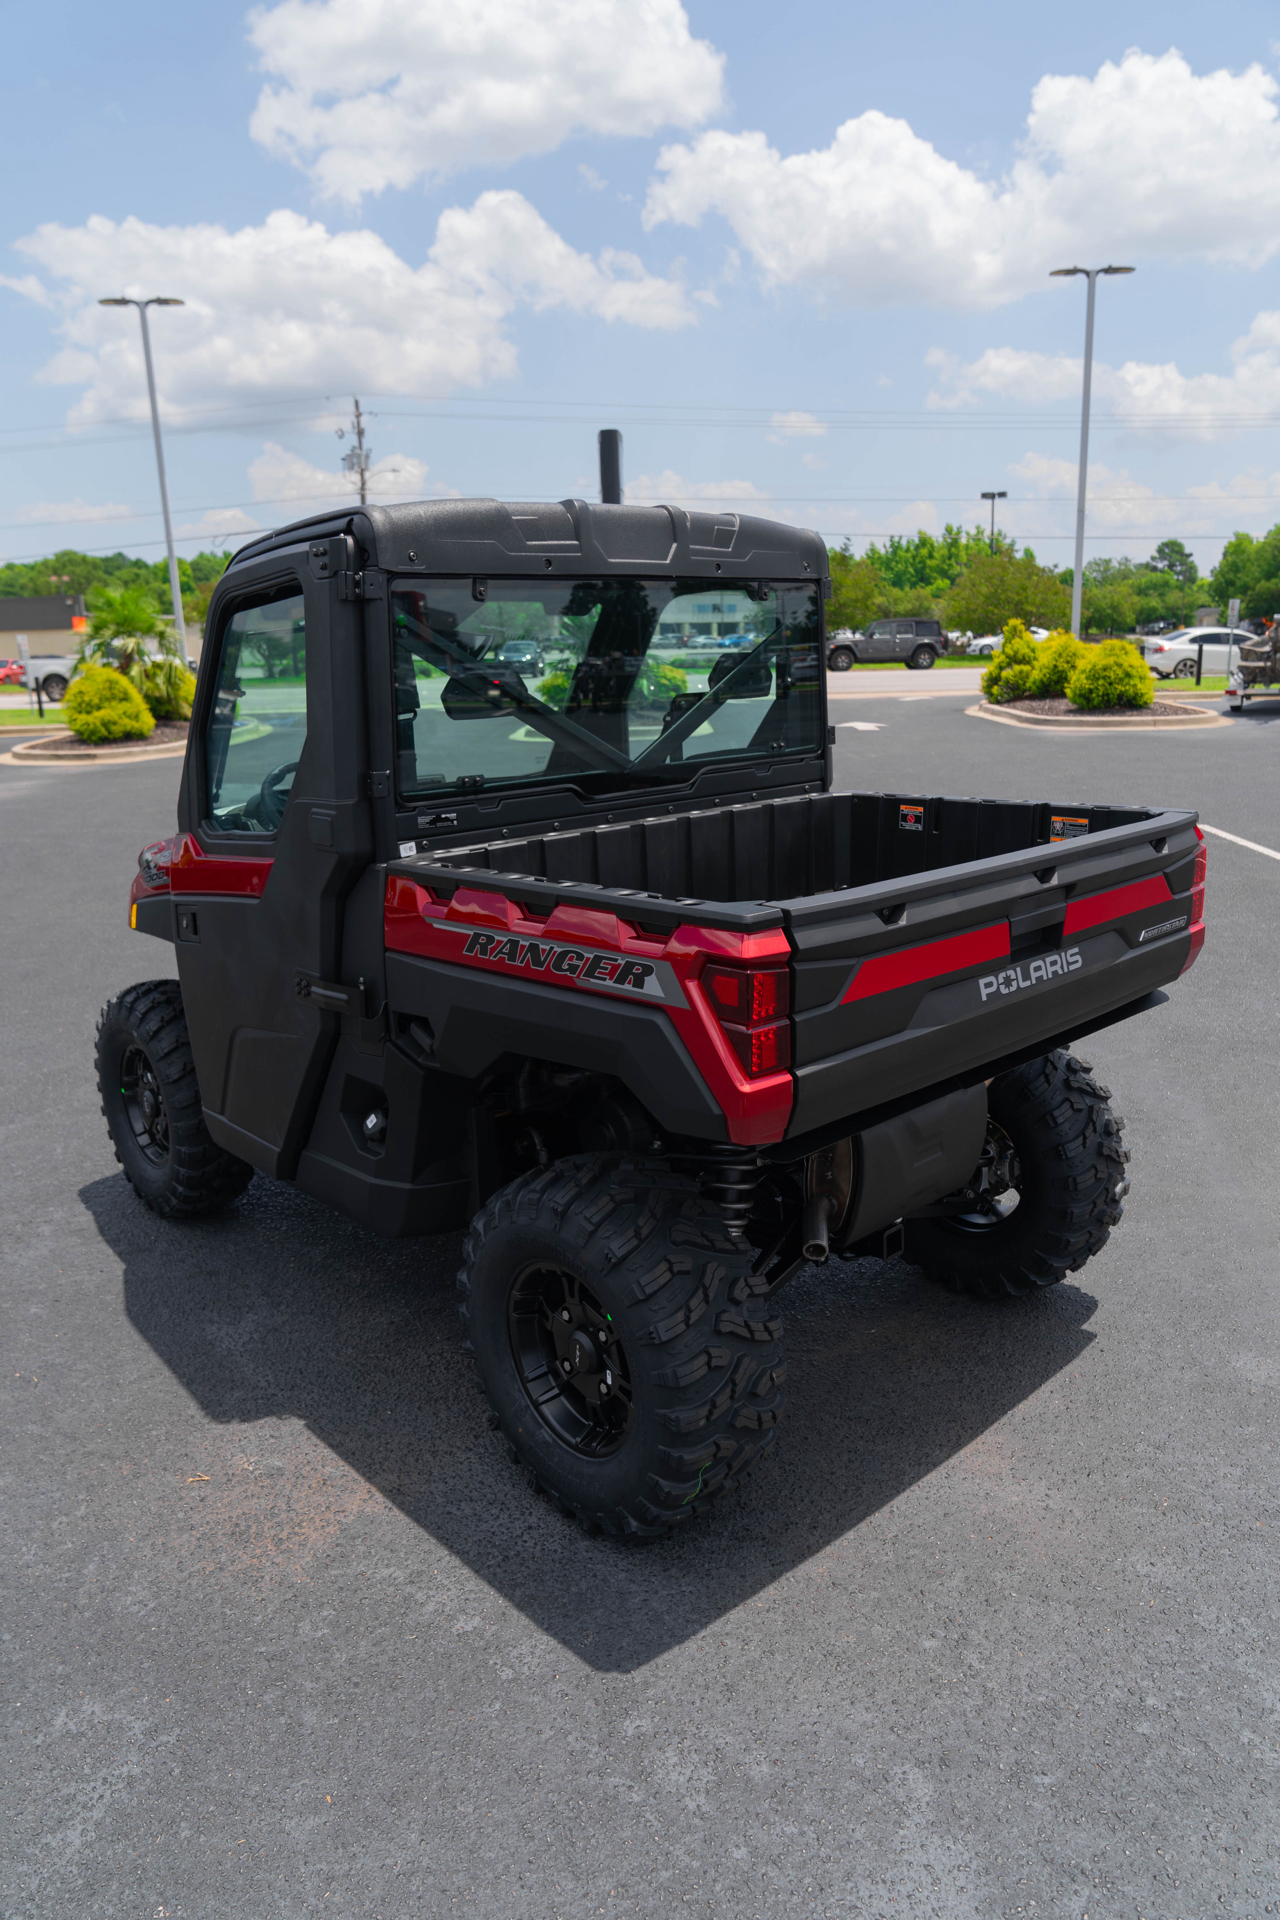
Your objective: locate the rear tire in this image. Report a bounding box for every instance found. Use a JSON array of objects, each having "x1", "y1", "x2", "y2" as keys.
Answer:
[
  {"x1": 459, "y1": 1157, "x2": 786, "y2": 1536},
  {"x1": 908, "y1": 645, "x2": 937, "y2": 670},
  {"x1": 905, "y1": 1051, "x2": 1129, "y2": 1299},
  {"x1": 828, "y1": 647, "x2": 854, "y2": 672},
  {"x1": 41, "y1": 674, "x2": 68, "y2": 702},
  {"x1": 1172, "y1": 658, "x2": 1196, "y2": 679},
  {"x1": 96, "y1": 980, "x2": 253, "y2": 1217}
]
